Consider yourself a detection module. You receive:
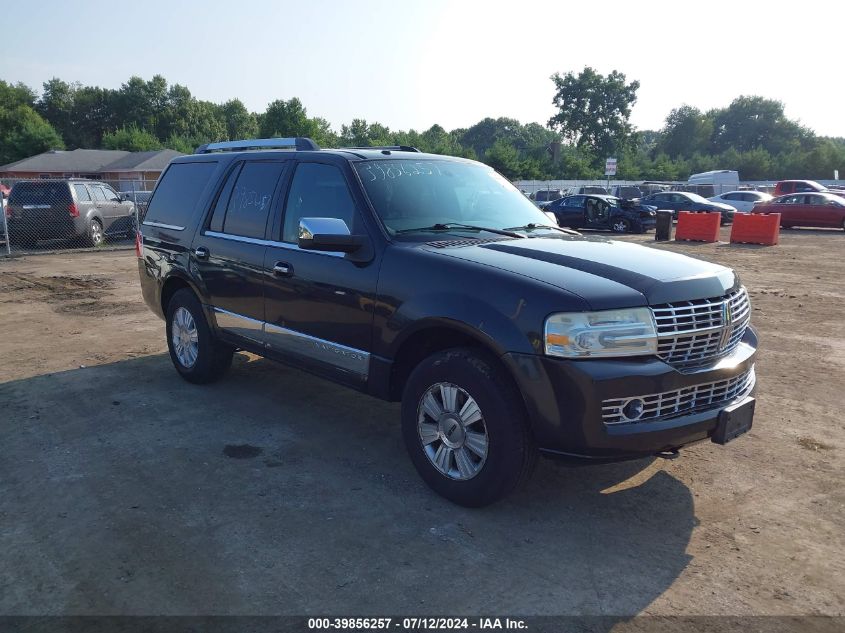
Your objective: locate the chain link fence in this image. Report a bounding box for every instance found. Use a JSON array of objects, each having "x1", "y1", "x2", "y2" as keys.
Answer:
[
  {"x1": 0, "y1": 178, "x2": 156, "y2": 257},
  {"x1": 512, "y1": 179, "x2": 787, "y2": 201}
]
